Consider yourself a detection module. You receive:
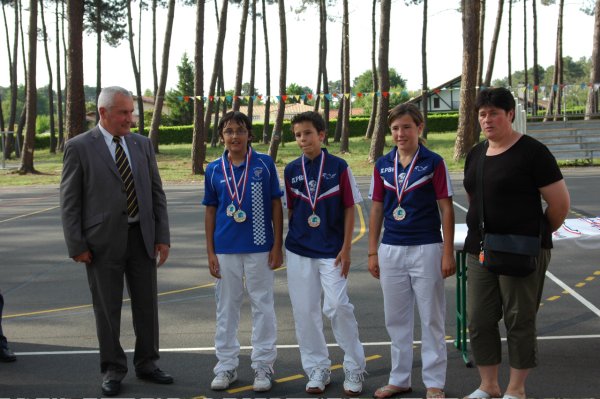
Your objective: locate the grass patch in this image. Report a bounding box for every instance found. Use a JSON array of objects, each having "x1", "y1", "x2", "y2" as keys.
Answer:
[{"x1": 1, "y1": 132, "x2": 595, "y2": 186}]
